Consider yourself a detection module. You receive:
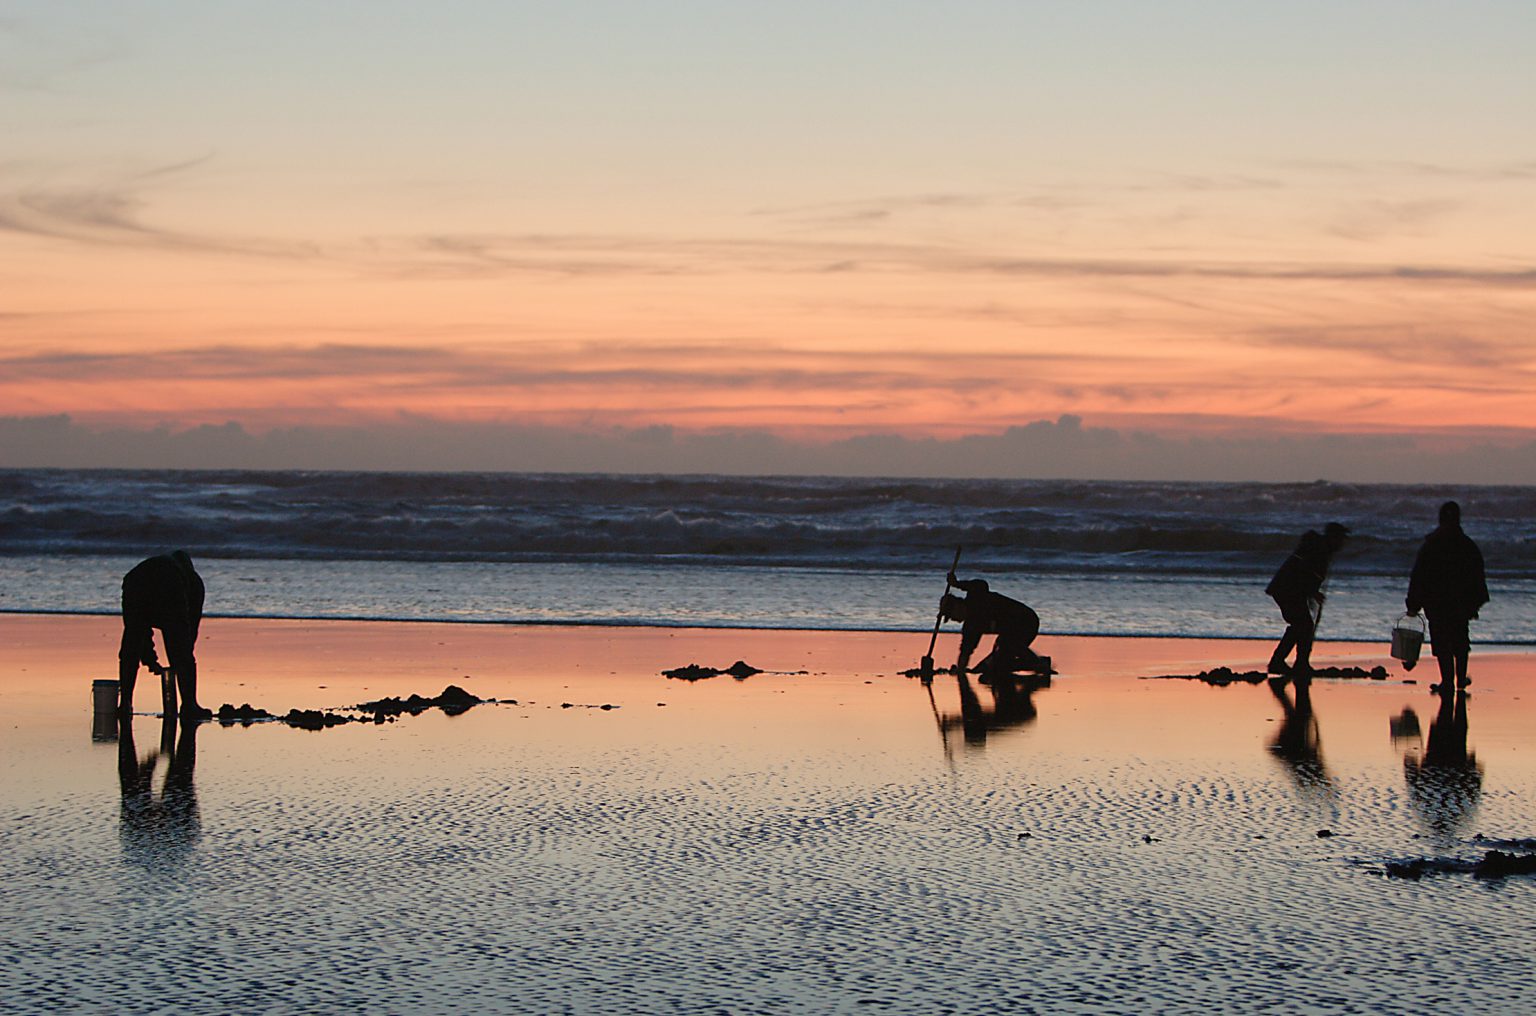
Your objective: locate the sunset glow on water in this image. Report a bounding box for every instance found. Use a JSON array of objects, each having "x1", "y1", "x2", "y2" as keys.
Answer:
[{"x1": 4, "y1": 616, "x2": 1535, "y2": 1013}]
